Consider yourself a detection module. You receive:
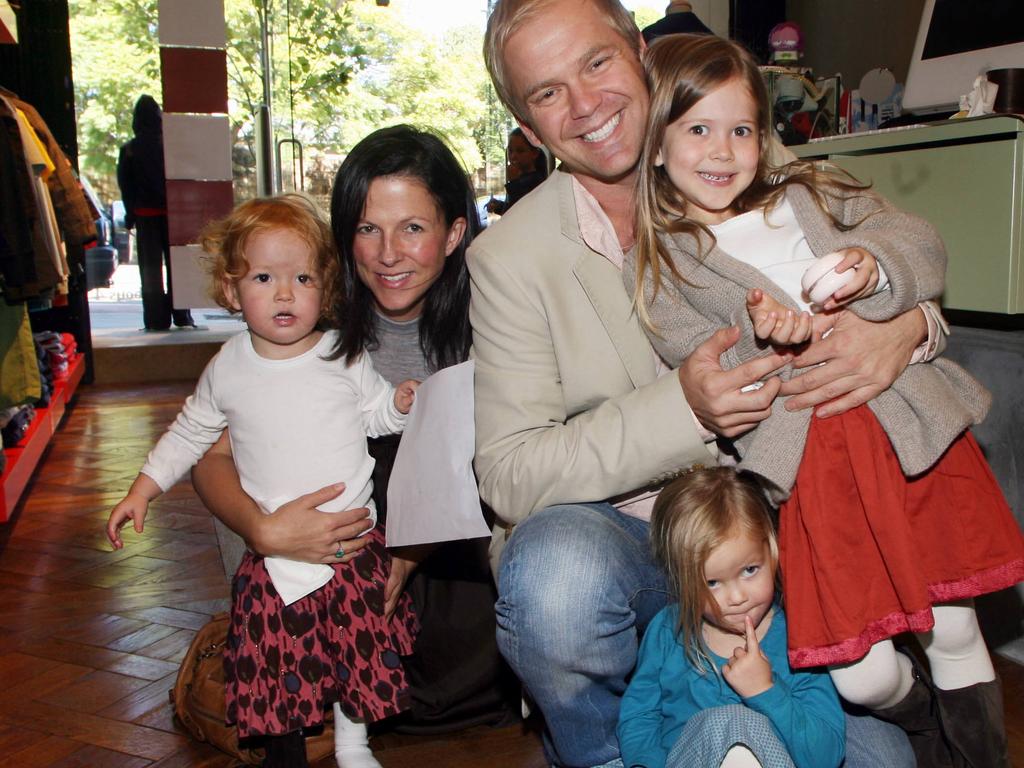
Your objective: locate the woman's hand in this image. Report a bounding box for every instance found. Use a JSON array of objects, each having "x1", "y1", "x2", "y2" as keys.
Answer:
[
  {"x1": 254, "y1": 484, "x2": 375, "y2": 564},
  {"x1": 192, "y1": 433, "x2": 372, "y2": 564},
  {"x1": 780, "y1": 306, "x2": 926, "y2": 417},
  {"x1": 381, "y1": 543, "x2": 431, "y2": 618}
]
